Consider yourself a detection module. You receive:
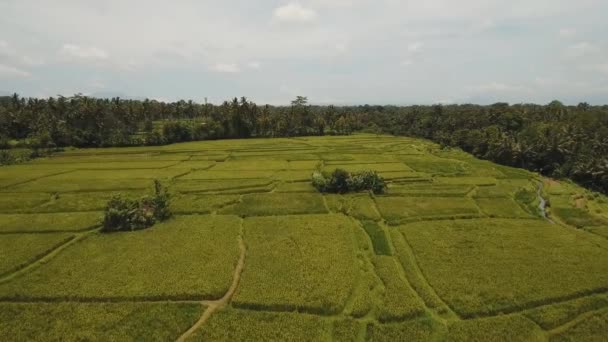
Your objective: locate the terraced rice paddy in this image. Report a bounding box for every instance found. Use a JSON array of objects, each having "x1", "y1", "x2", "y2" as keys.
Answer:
[{"x1": 1, "y1": 134, "x2": 607, "y2": 341}]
